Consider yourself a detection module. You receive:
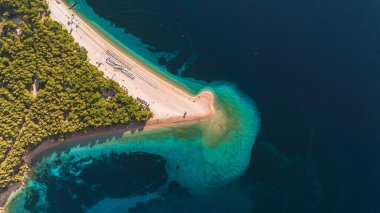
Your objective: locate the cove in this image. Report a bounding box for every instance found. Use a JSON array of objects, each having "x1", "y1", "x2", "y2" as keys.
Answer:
[{"x1": 7, "y1": 83, "x2": 260, "y2": 211}]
